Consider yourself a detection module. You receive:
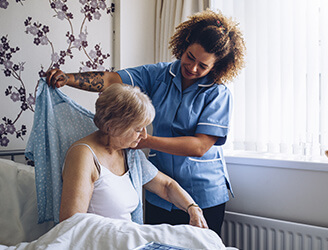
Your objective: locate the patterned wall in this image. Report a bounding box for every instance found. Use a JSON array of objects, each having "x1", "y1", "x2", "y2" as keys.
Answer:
[{"x1": 0, "y1": 0, "x2": 114, "y2": 150}]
